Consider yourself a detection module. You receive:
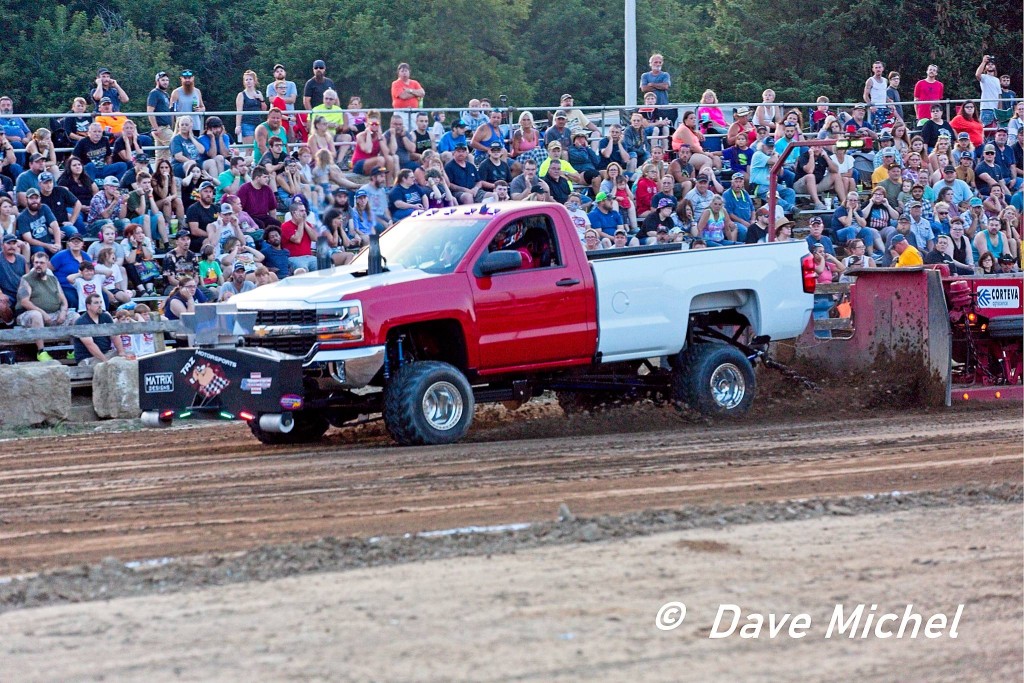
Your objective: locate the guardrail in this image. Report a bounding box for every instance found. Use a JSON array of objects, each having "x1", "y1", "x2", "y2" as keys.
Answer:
[
  {"x1": 10, "y1": 96, "x2": 1003, "y2": 156},
  {"x1": 6, "y1": 98, "x2": 985, "y2": 123}
]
